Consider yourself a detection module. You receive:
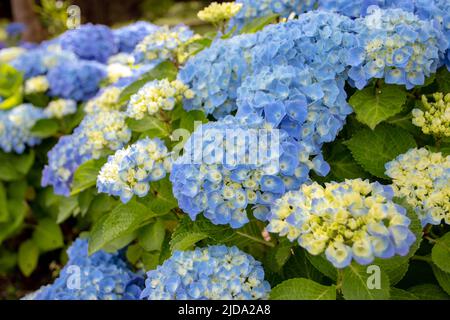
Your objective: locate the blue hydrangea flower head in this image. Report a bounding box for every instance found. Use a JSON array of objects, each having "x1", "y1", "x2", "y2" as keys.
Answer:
[
  {"x1": 59, "y1": 23, "x2": 118, "y2": 63},
  {"x1": 97, "y1": 137, "x2": 172, "y2": 203},
  {"x1": 113, "y1": 21, "x2": 159, "y2": 53},
  {"x1": 6, "y1": 22, "x2": 25, "y2": 37},
  {"x1": 267, "y1": 179, "x2": 416, "y2": 268},
  {"x1": 0, "y1": 104, "x2": 46, "y2": 153},
  {"x1": 170, "y1": 115, "x2": 329, "y2": 228},
  {"x1": 27, "y1": 238, "x2": 140, "y2": 300},
  {"x1": 140, "y1": 245, "x2": 271, "y2": 300},
  {"x1": 47, "y1": 60, "x2": 106, "y2": 101}
]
